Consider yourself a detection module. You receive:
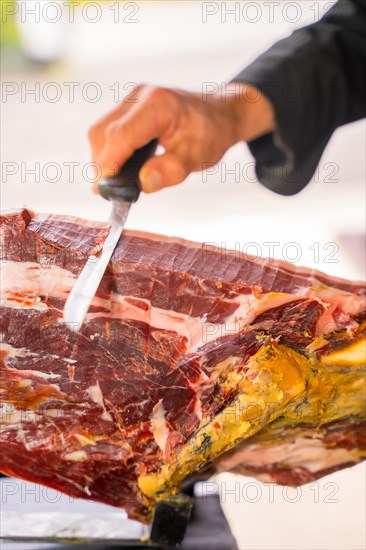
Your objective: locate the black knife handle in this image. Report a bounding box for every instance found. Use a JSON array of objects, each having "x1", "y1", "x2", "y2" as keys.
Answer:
[{"x1": 99, "y1": 139, "x2": 159, "y2": 203}]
